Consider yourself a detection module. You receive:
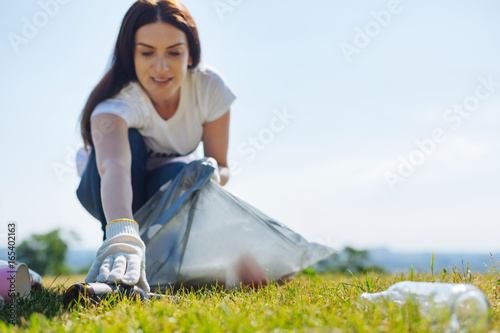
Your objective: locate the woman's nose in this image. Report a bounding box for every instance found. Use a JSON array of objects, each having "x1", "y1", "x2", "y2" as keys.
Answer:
[{"x1": 154, "y1": 56, "x2": 169, "y2": 71}]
